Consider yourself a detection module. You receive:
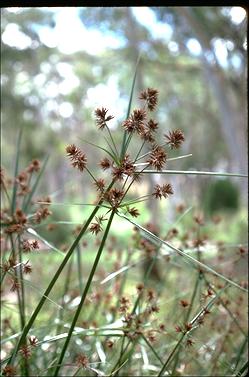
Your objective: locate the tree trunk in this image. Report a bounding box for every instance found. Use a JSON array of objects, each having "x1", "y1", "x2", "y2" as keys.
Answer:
[{"x1": 178, "y1": 7, "x2": 247, "y2": 186}]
